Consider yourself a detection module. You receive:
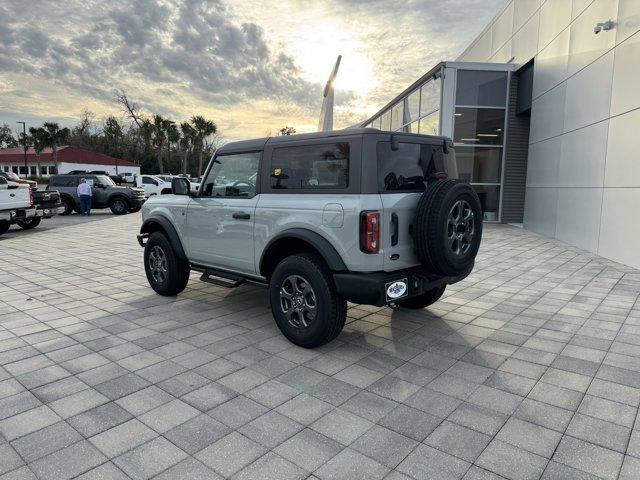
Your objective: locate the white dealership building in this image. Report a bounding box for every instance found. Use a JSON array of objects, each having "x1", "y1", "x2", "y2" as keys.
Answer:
[{"x1": 362, "y1": 0, "x2": 640, "y2": 269}]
